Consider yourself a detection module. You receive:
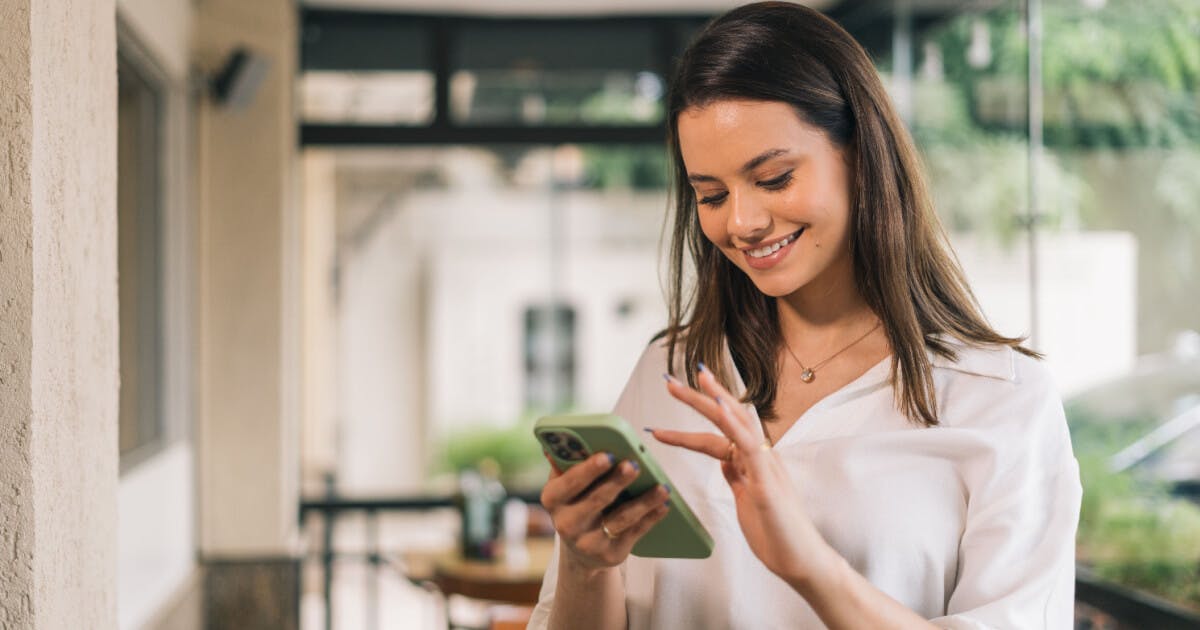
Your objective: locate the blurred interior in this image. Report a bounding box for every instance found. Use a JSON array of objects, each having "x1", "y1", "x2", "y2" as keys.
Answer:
[{"x1": 94, "y1": 0, "x2": 1200, "y2": 628}]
